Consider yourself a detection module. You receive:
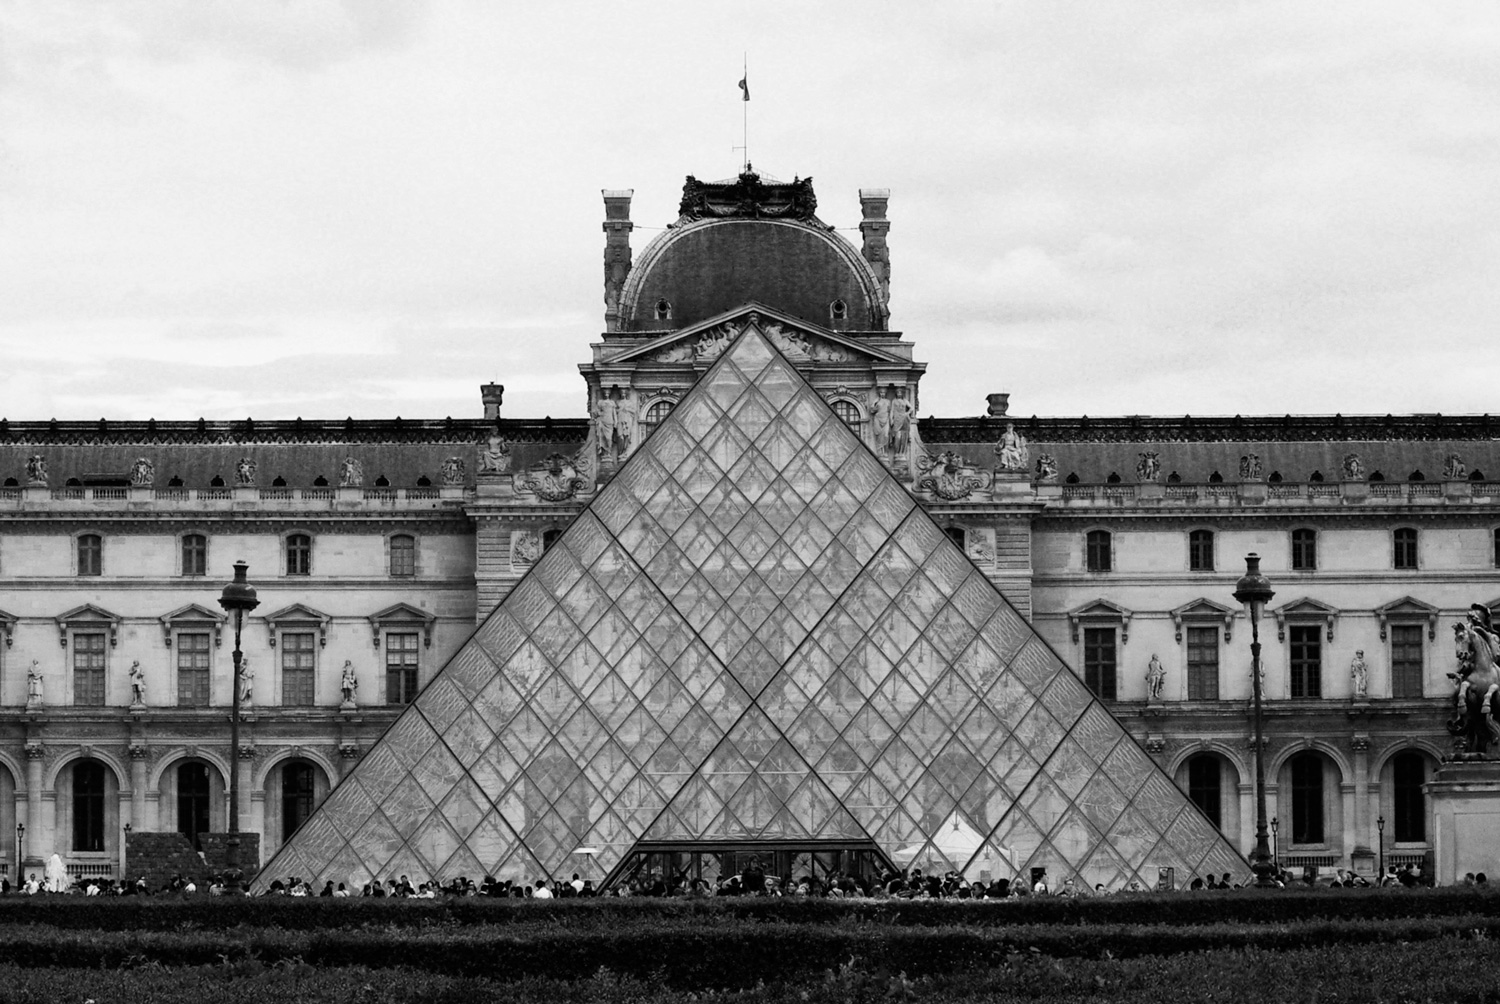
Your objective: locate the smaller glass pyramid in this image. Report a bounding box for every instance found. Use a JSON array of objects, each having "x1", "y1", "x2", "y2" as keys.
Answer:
[{"x1": 256, "y1": 321, "x2": 1251, "y2": 893}]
